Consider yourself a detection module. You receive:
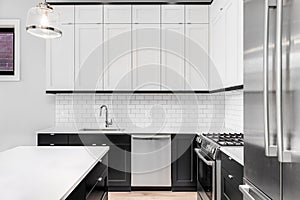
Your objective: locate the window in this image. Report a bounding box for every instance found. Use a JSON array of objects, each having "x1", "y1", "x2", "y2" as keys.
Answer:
[{"x1": 0, "y1": 20, "x2": 20, "y2": 81}]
